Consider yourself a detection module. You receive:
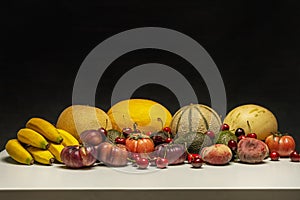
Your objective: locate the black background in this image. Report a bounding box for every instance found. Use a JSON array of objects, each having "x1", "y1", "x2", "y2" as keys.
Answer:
[{"x1": 1, "y1": 0, "x2": 300, "y2": 151}]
